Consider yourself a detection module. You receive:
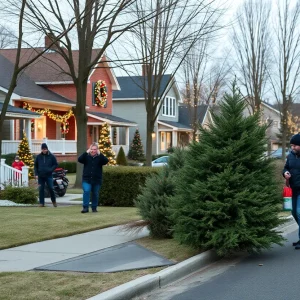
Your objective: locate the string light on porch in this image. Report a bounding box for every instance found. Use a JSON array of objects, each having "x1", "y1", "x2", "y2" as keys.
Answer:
[
  {"x1": 94, "y1": 80, "x2": 107, "y2": 107},
  {"x1": 23, "y1": 102, "x2": 73, "y2": 134}
]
